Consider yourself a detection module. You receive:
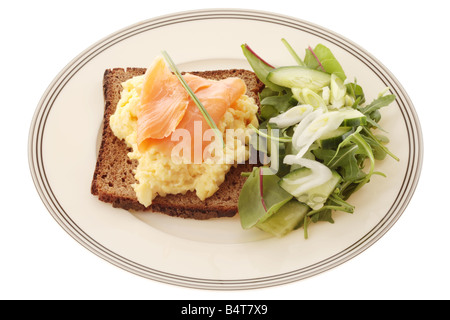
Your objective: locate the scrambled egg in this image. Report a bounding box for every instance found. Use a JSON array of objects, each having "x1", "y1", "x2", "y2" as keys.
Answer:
[{"x1": 109, "y1": 75, "x2": 259, "y2": 207}]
